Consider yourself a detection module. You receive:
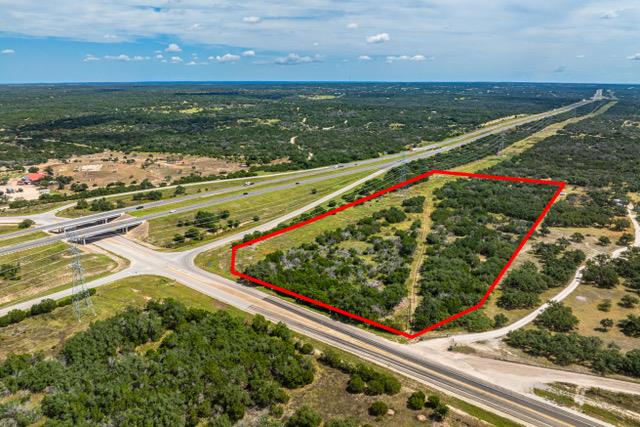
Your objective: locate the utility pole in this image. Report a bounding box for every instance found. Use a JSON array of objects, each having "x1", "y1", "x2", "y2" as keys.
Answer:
[{"x1": 66, "y1": 231, "x2": 95, "y2": 320}]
